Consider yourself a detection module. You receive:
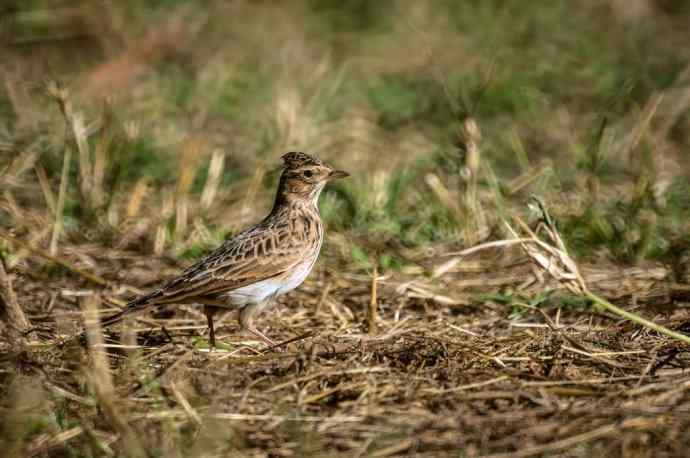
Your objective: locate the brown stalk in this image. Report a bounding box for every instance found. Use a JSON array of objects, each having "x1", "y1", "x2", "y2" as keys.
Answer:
[
  {"x1": 49, "y1": 146, "x2": 71, "y2": 257},
  {"x1": 34, "y1": 165, "x2": 56, "y2": 216},
  {"x1": 368, "y1": 261, "x2": 379, "y2": 334},
  {"x1": 200, "y1": 149, "x2": 225, "y2": 210},
  {"x1": 0, "y1": 254, "x2": 31, "y2": 344},
  {"x1": 46, "y1": 82, "x2": 73, "y2": 257},
  {"x1": 27, "y1": 427, "x2": 85, "y2": 457},
  {"x1": 175, "y1": 136, "x2": 205, "y2": 241},
  {"x1": 81, "y1": 295, "x2": 146, "y2": 457},
  {"x1": 70, "y1": 112, "x2": 94, "y2": 207},
  {"x1": 627, "y1": 93, "x2": 662, "y2": 160},
  {"x1": 125, "y1": 178, "x2": 149, "y2": 219},
  {"x1": 459, "y1": 117, "x2": 486, "y2": 244},
  {"x1": 48, "y1": 81, "x2": 109, "y2": 216},
  {"x1": 92, "y1": 124, "x2": 110, "y2": 210},
  {"x1": 507, "y1": 197, "x2": 690, "y2": 346},
  {"x1": 425, "y1": 173, "x2": 463, "y2": 216},
  {"x1": 154, "y1": 191, "x2": 175, "y2": 255}
]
